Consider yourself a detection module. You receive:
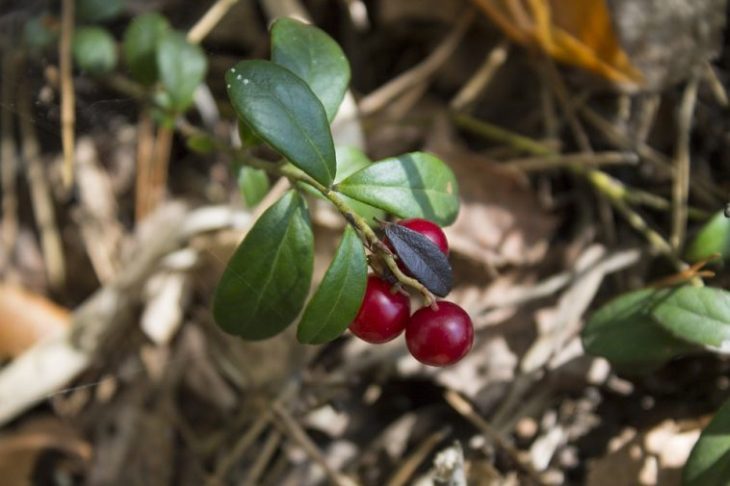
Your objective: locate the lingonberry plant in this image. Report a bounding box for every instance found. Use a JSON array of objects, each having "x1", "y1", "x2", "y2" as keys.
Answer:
[{"x1": 204, "y1": 18, "x2": 474, "y2": 366}]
